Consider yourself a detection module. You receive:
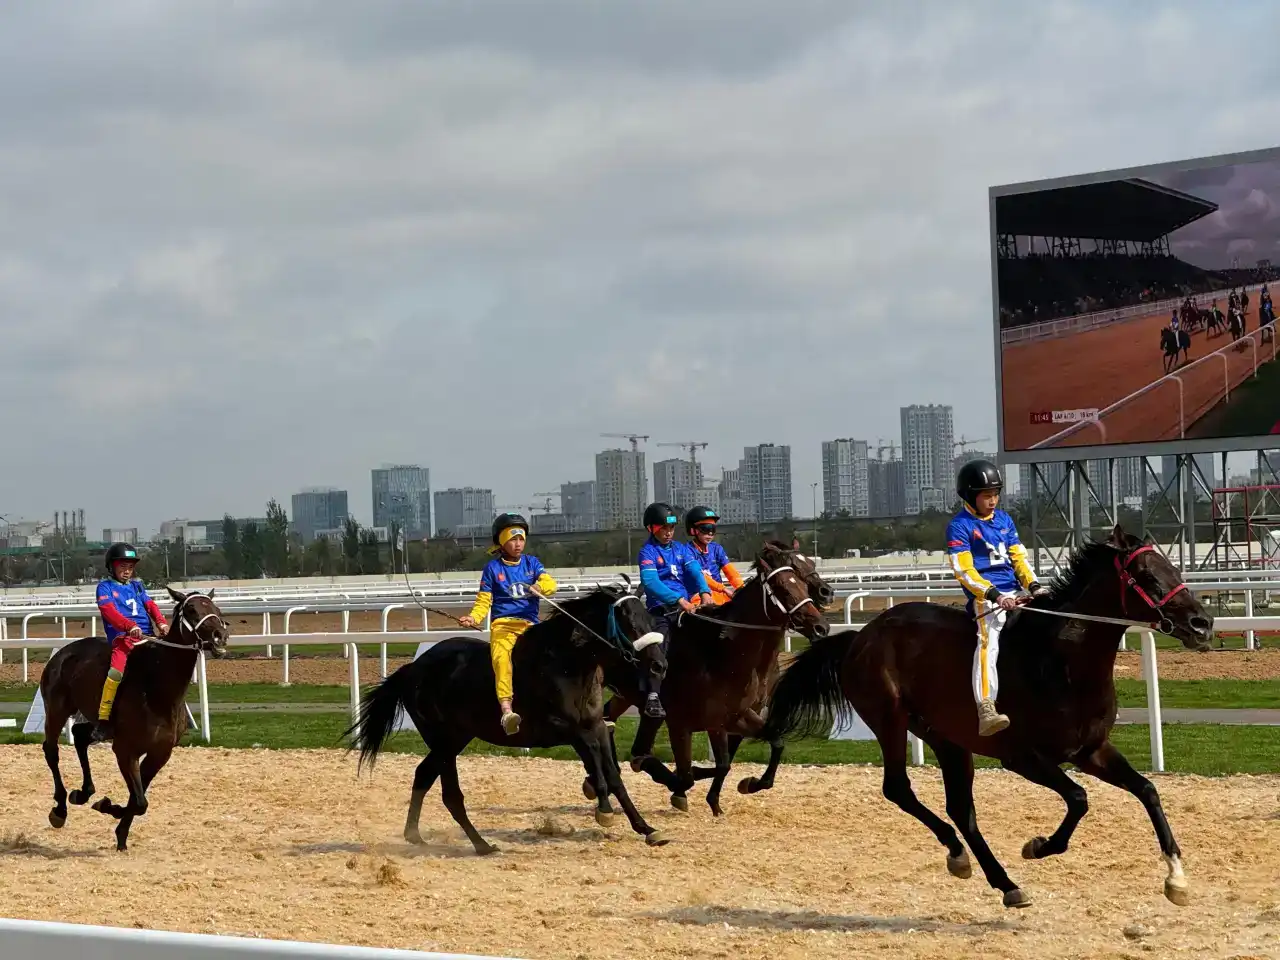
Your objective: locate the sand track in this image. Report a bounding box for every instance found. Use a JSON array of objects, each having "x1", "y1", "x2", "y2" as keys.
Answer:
[{"x1": 0, "y1": 747, "x2": 1277, "y2": 959}]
